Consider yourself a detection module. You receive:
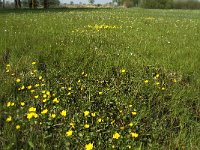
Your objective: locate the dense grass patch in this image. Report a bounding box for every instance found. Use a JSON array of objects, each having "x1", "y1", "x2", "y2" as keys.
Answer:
[{"x1": 0, "y1": 8, "x2": 200, "y2": 149}]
